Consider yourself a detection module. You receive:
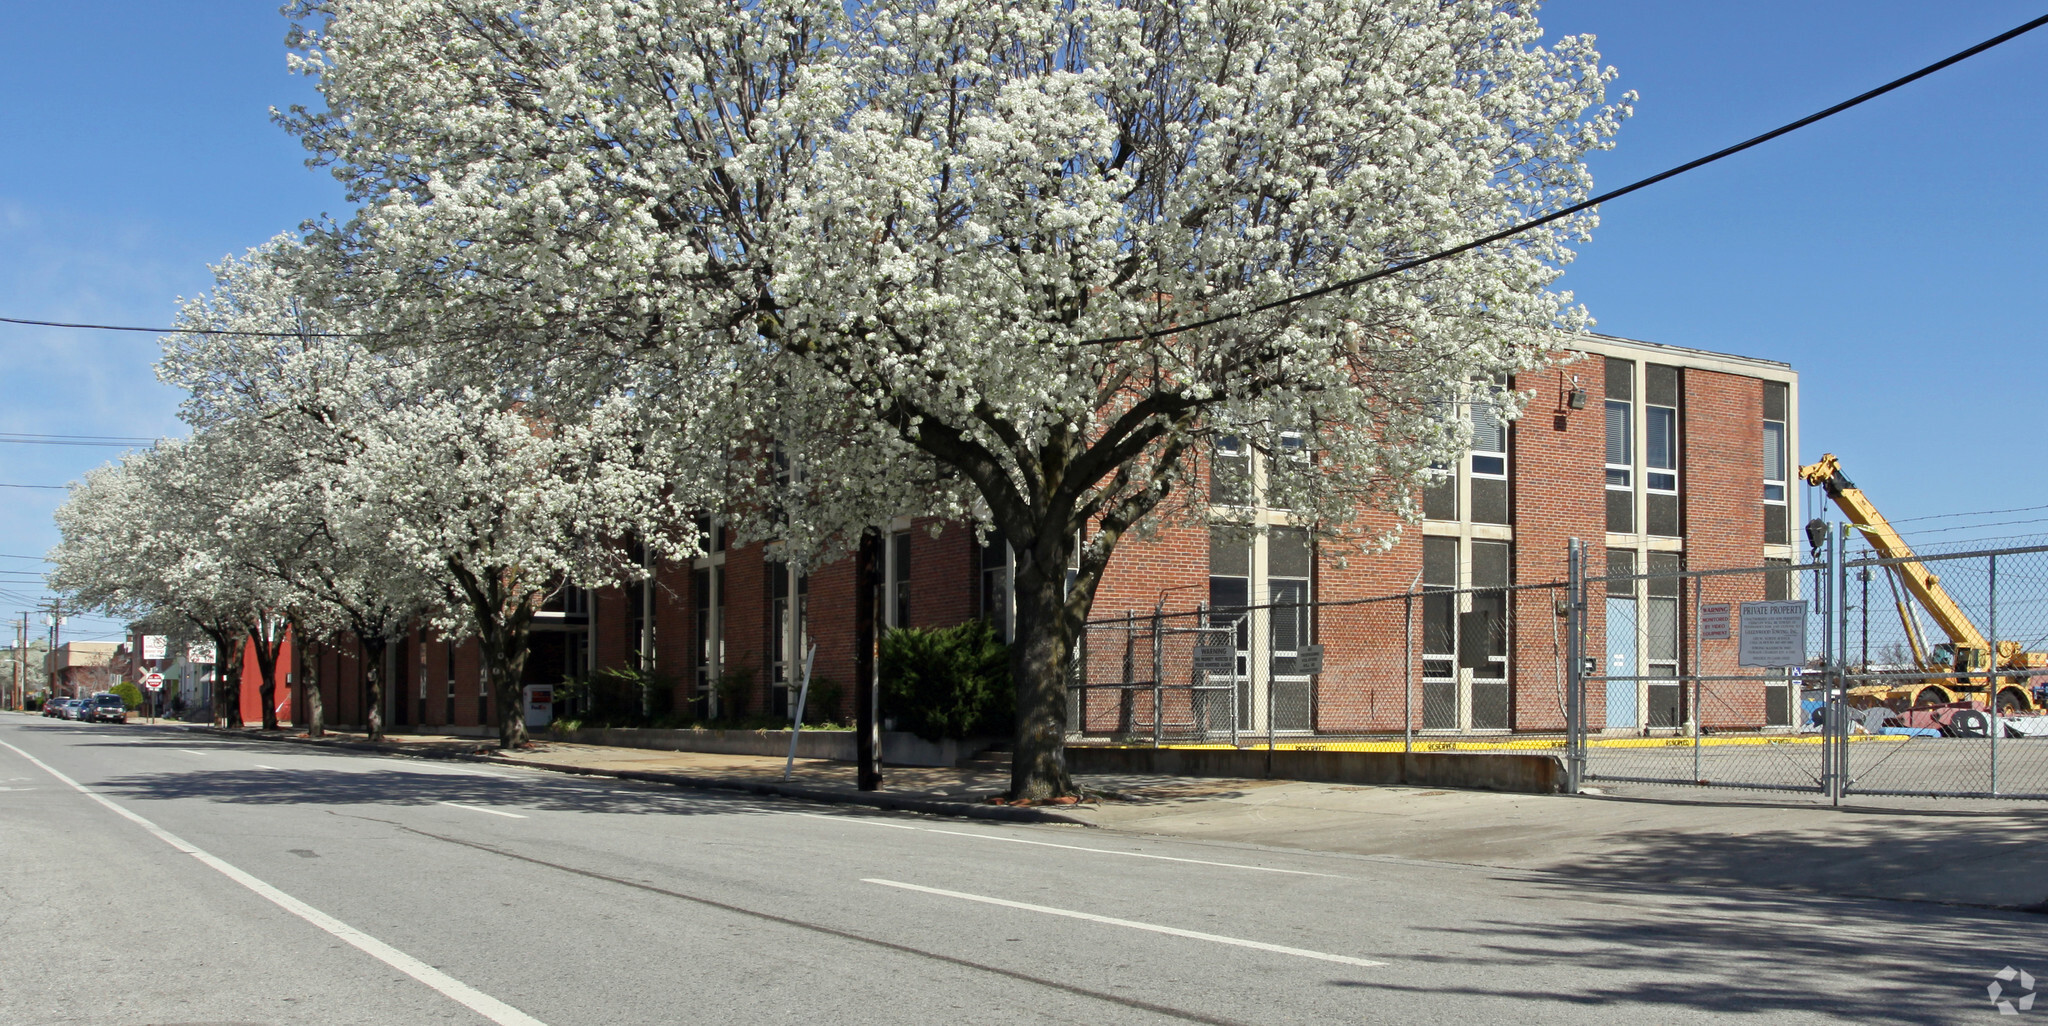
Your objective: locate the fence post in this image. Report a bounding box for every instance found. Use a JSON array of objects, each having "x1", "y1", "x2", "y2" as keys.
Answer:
[
  {"x1": 1692, "y1": 573, "x2": 1703, "y2": 785},
  {"x1": 1565, "y1": 538, "x2": 1585, "y2": 793},
  {"x1": 1150, "y1": 607, "x2": 1163, "y2": 748},
  {"x1": 1825, "y1": 522, "x2": 1844, "y2": 805},
  {"x1": 1403, "y1": 589, "x2": 1415, "y2": 756},
  {"x1": 1989, "y1": 552, "x2": 2000, "y2": 797}
]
